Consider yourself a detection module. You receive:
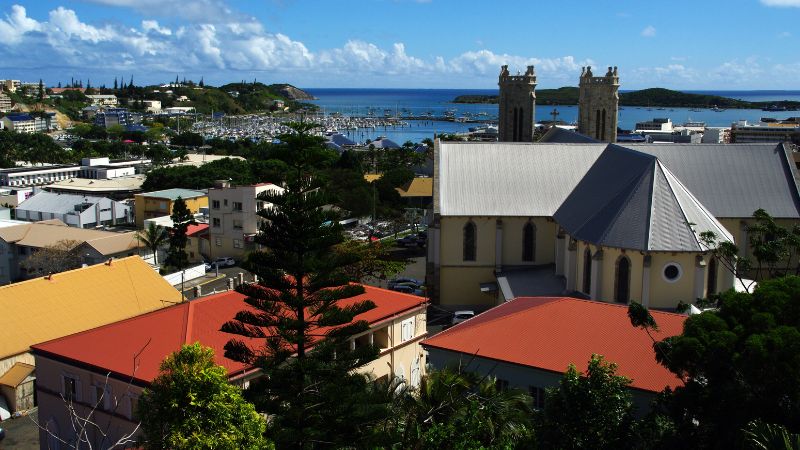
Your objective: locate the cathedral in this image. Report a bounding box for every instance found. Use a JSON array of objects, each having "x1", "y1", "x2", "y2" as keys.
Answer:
[{"x1": 426, "y1": 66, "x2": 800, "y2": 310}]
